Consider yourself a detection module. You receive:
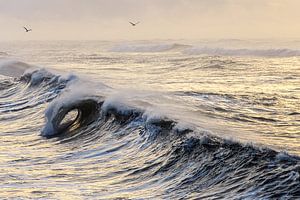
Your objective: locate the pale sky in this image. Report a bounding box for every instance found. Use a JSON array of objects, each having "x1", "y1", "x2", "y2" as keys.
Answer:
[{"x1": 0, "y1": 0, "x2": 299, "y2": 41}]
